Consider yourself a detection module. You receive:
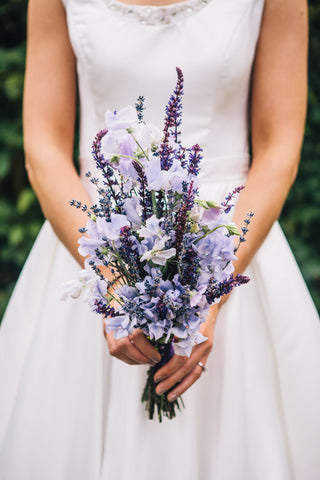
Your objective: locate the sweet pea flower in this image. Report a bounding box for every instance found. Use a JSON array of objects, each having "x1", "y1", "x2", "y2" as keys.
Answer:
[
  {"x1": 104, "y1": 105, "x2": 138, "y2": 131},
  {"x1": 123, "y1": 197, "x2": 142, "y2": 229},
  {"x1": 96, "y1": 214, "x2": 130, "y2": 244},
  {"x1": 140, "y1": 236, "x2": 176, "y2": 266},
  {"x1": 104, "y1": 314, "x2": 131, "y2": 339},
  {"x1": 174, "y1": 331, "x2": 207, "y2": 357},
  {"x1": 138, "y1": 215, "x2": 163, "y2": 239},
  {"x1": 133, "y1": 122, "x2": 163, "y2": 150},
  {"x1": 145, "y1": 156, "x2": 171, "y2": 191}
]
